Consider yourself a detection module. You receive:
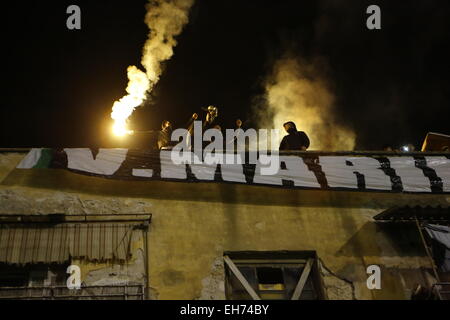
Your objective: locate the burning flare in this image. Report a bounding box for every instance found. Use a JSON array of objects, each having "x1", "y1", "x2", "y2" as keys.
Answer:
[
  {"x1": 111, "y1": 66, "x2": 149, "y2": 136},
  {"x1": 111, "y1": 0, "x2": 195, "y2": 136}
]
